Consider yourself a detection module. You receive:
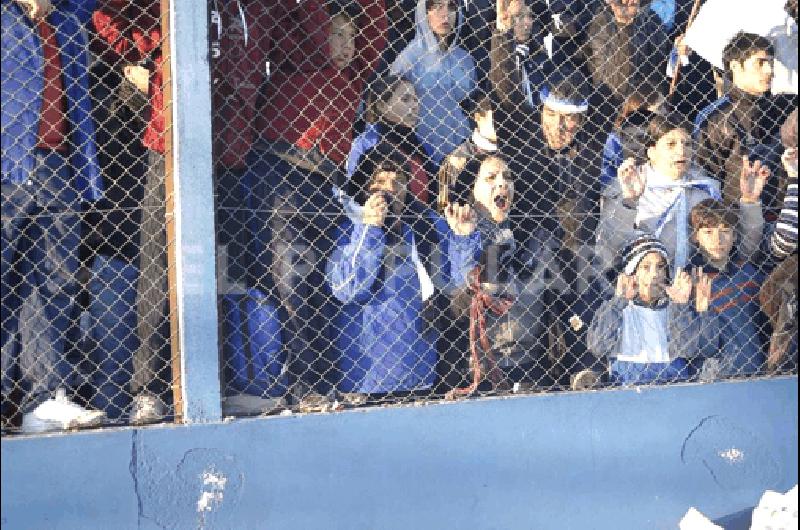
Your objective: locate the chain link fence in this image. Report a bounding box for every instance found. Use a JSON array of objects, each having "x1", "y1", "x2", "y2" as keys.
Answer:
[
  {"x1": 2, "y1": 0, "x2": 797, "y2": 434},
  {"x1": 2, "y1": 0, "x2": 175, "y2": 433}
]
